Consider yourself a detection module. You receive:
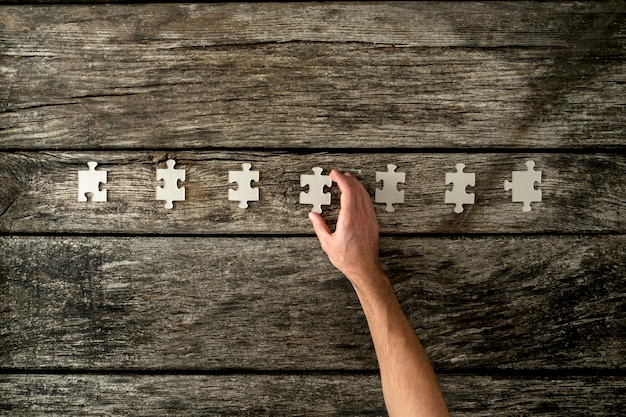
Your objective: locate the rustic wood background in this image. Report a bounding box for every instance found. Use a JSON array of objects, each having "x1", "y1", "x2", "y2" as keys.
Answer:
[{"x1": 1, "y1": 2, "x2": 625, "y2": 416}]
